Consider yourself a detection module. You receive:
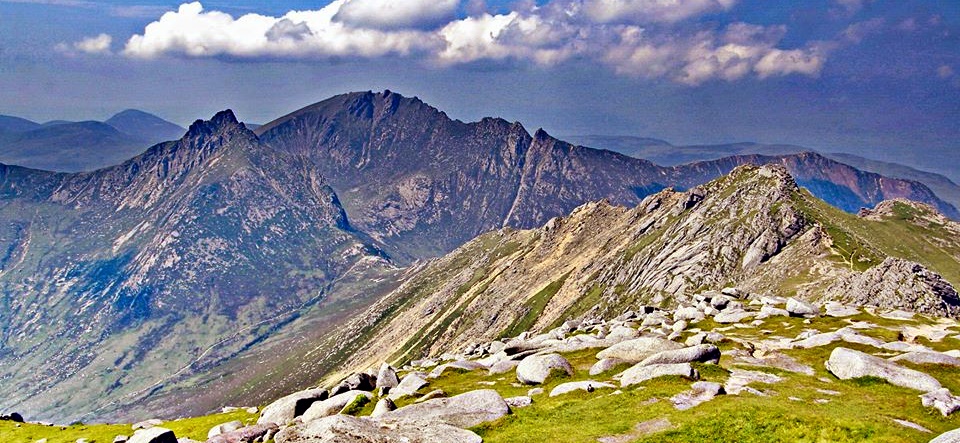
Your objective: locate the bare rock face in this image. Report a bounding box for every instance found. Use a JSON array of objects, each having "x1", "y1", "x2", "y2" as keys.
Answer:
[
  {"x1": 824, "y1": 258, "x2": 960, "y2": 318},
  {"x1": 274, "y1": 414, "x2": 482, "y2": 443}
]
